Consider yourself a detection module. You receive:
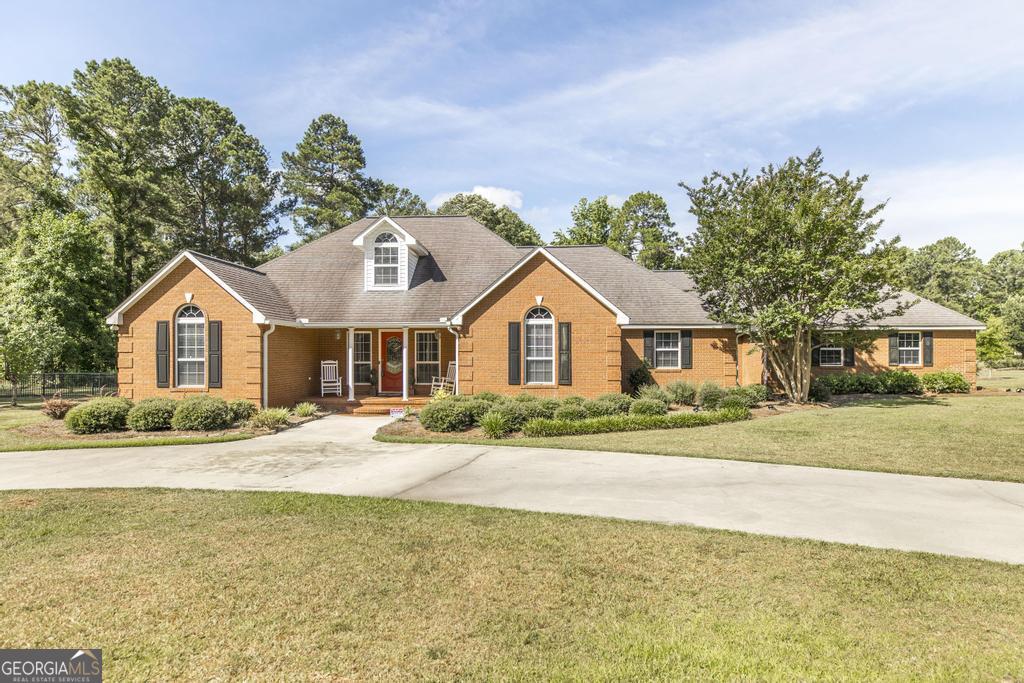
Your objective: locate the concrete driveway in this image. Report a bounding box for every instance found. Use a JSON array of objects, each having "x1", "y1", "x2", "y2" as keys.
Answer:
[{"x1": 2, "y1": 415, "x2": 1024, "y2": 564}]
